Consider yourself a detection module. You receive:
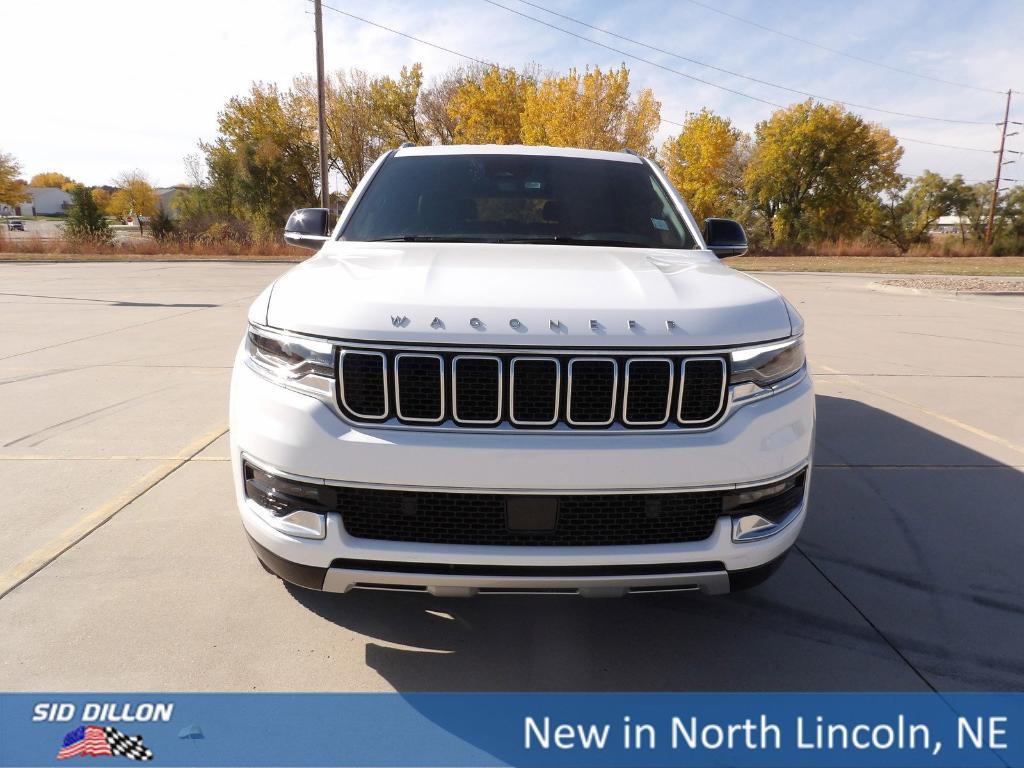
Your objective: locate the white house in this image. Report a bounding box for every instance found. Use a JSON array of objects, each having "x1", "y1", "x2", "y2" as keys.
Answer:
[{"x1": 25, "y1": 187, "x2": 73, "y2": 215}]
